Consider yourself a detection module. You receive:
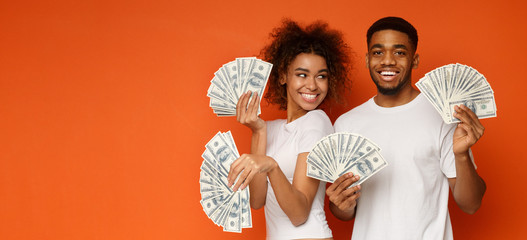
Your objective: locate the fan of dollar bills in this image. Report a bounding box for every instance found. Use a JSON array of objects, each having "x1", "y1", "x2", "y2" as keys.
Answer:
[
  {"x1": 199, "y1": 131, "x2": 252, "y2": 233},
  {"x1": 416, "y1": 63, "x2": 497, "y2": 124},
  {"x1": 307, "y1": 132, "x2": 388, "y2": 186},
  {"x1": 207, "y1": 57, "x2": 273, "y2": 116}
]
